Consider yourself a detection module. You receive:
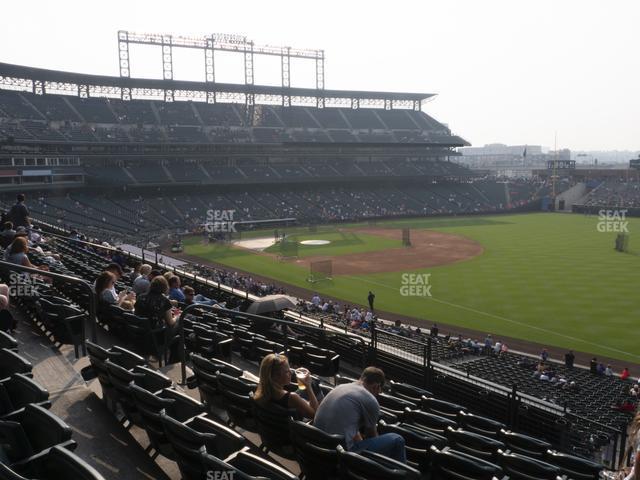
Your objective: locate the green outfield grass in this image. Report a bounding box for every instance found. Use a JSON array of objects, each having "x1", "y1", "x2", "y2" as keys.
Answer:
[{"x1": 184, "y1": 213, "x2": 640, "y2": 363}]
